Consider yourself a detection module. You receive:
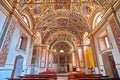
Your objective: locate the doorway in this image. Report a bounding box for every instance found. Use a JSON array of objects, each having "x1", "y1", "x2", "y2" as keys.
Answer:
[
  {"x1": 12, "y1": 56, "x2": 23, "y2": 78},
  {"x1": 67, "y1": 64, "x2": 70, "y2": 72},
  {"x1": 102, "y1": 52, "x2": 119, "y2": 78},
  {"x1": 108, "y1": 54, "x2": 119, "y2": 78}
]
